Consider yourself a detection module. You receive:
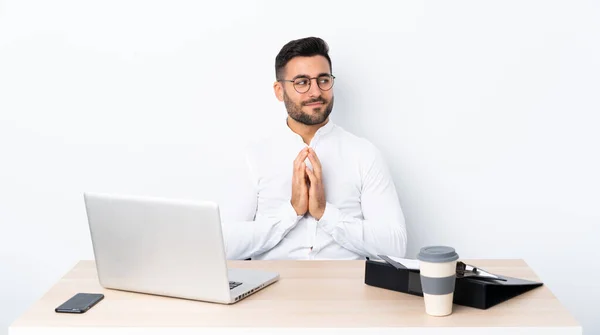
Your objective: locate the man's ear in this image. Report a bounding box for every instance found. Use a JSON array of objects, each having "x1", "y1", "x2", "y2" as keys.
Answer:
[{"x1": 273, "y1": 81, "x2": 284, "y2": 102}]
